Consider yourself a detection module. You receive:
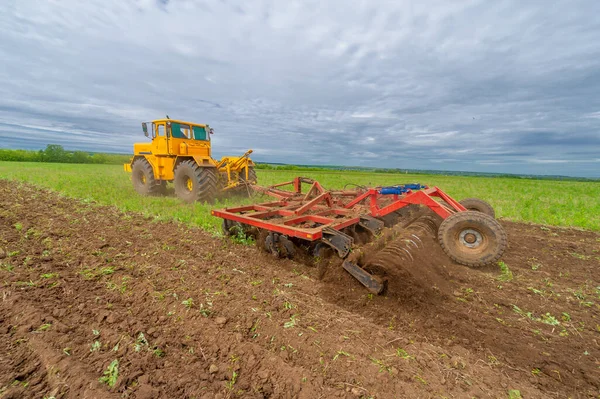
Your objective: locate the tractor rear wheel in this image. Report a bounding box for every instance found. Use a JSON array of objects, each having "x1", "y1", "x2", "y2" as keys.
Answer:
[
  {"x1": 438, "y1": 211, "x2": 507, "y2": 267},
  {"x1": 459, "y1": 198, "x2": 495, "y2": 218},
  {"x1": 240, "y1": 166, "x2": 257, "y2": 184},
  {"x1": 174, "y1": 160, "x2": 218, "y2": 203},
  {"x1": 131, "y1": 158, "x2": 161, "y2": 196}
]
